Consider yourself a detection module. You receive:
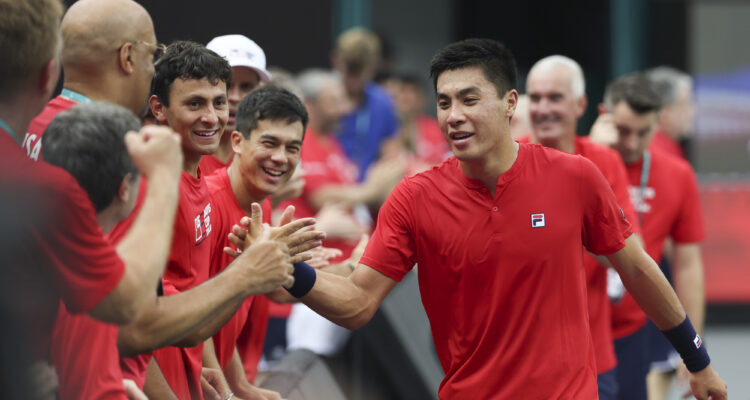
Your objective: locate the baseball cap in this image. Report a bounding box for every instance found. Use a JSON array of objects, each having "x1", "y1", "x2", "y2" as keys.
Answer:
[{"x1": 206, "y1": 34, "x2": 271, "y2": 83}]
